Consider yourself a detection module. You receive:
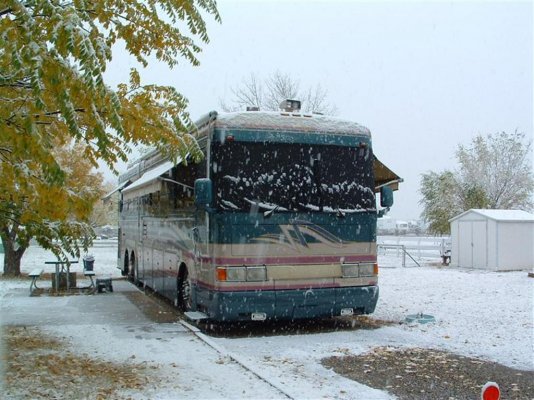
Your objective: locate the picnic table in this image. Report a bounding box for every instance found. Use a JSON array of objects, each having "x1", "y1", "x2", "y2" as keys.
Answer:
[{"x1": 45, "y1": 260, "x2": 78, "y2": 291}]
